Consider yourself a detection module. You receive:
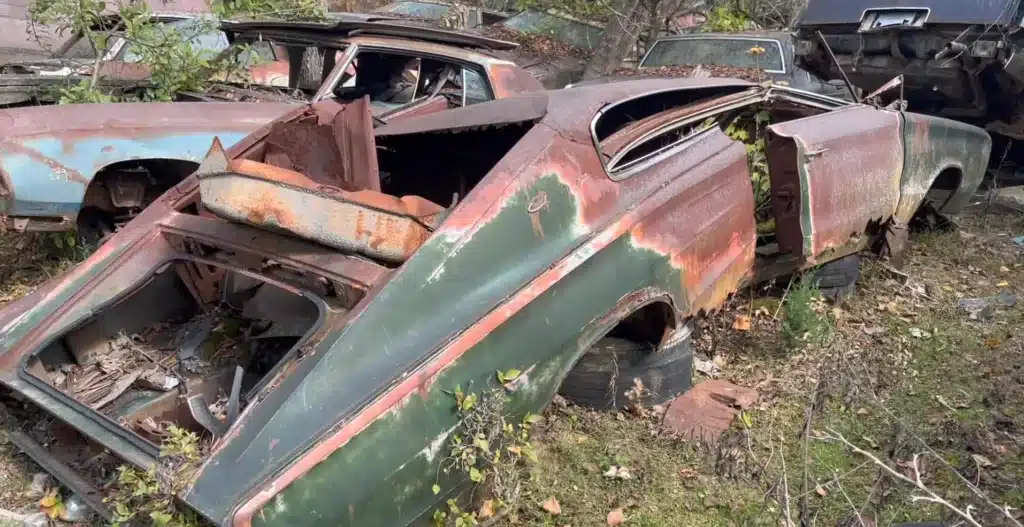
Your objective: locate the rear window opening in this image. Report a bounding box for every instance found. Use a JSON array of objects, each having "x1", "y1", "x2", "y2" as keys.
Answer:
[
  {"x1": 593, "y1": 86, "x2": 754, "y2": 143},
  {"x1": 23, "y1": 258, "x2": 322, "y2": 447}
]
